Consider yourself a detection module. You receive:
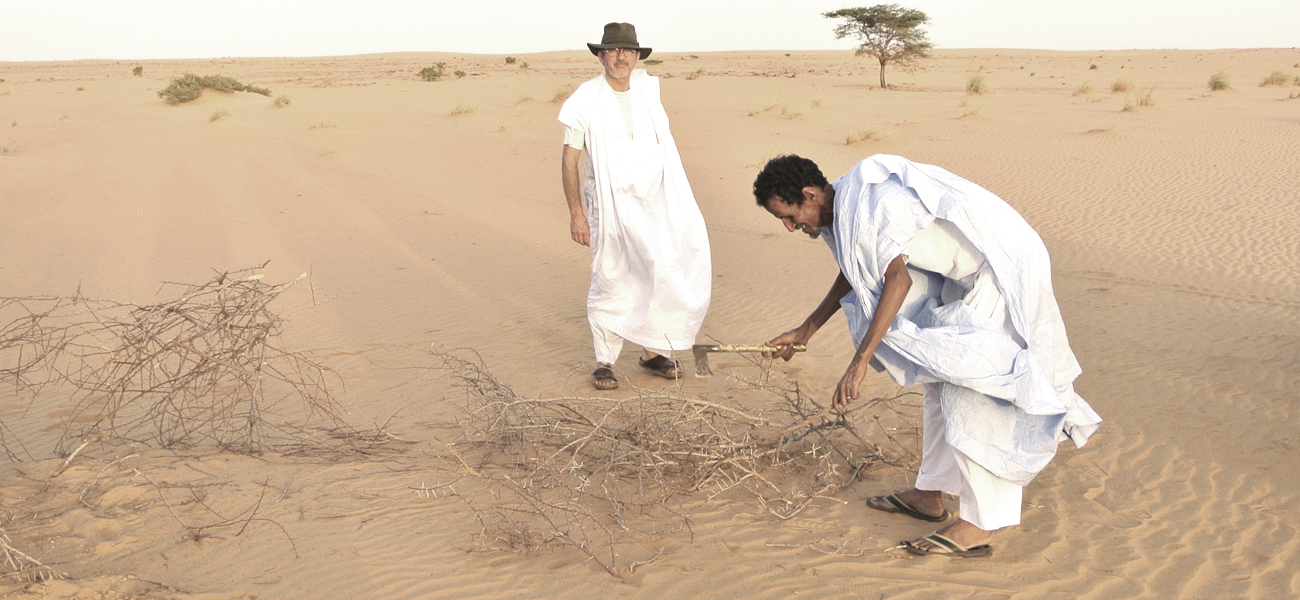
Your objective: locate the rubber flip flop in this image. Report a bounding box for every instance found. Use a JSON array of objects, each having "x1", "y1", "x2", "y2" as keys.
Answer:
[
  {"x1": 902, "y1": 532, "x2": 993, "y2": 558},
  {"x1": 865, "y1": 493, "x2": 951, "y2": 522}
]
